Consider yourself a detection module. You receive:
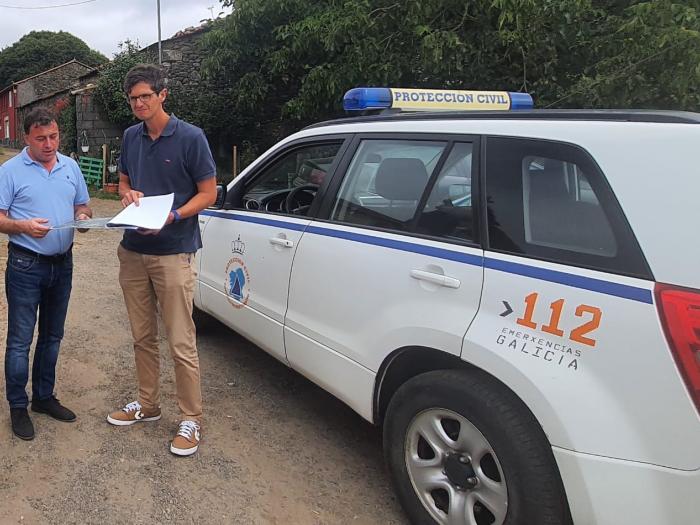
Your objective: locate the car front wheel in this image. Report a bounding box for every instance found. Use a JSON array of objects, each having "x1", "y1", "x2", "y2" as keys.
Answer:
[{"x1": 383, "y1": 369, "x2": 571, "y2": 525}]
